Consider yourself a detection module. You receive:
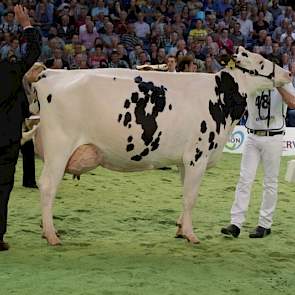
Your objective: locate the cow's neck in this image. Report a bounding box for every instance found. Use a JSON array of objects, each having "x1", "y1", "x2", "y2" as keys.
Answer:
[{"x1": 208, "y1": 69, "x2": 248, "y2": 135}]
